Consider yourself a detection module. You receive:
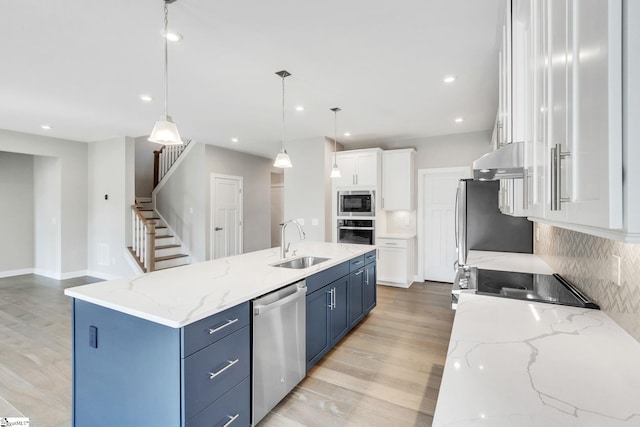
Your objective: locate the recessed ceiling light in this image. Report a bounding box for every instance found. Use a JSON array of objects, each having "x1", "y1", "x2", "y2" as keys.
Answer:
[
  {"x1": 231, "y1": 138, "x2": 239, "y2": 143},
  {"x1": 295, "y1": 105, "x2": 304, "y2": 111},
  {"x1": 455, "y1": 117, "x2": 464, "y2": 123},
  {"x1": 444, "y1": 75, "x2": 456, "y2": 83},
  {"x1": 140, "y1": 95, "x2": 153, "y2": 103},
  {"x1": 166, "y1": 31, "x2": 182, "y2": 42},
  {"x1": 40, "y1": 125, "x2": 53, "y2": 130},
  {"x1": 343, "y1": 132, "x2": 351, "y2": 137}
]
